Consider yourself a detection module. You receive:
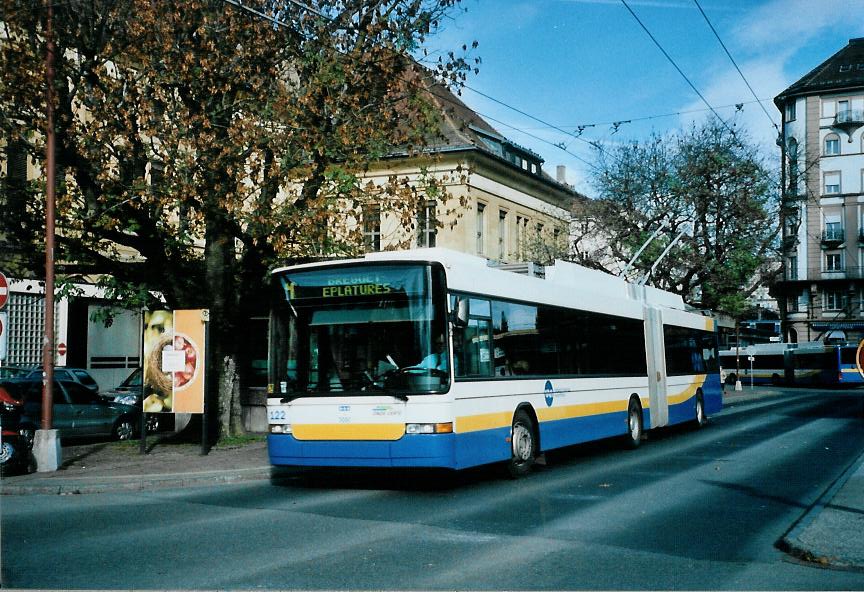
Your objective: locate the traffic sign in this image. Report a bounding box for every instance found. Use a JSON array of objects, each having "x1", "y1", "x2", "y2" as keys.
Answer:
[
  {"x1": 0, "y1": 312, "x2": 7, "y2": 361},
  {"x1": 57, "y1": 342, "x2": 67, "y2": 356},
  {"x1": 0, "y1": 272, "x2": 8, "y2": 311}
]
